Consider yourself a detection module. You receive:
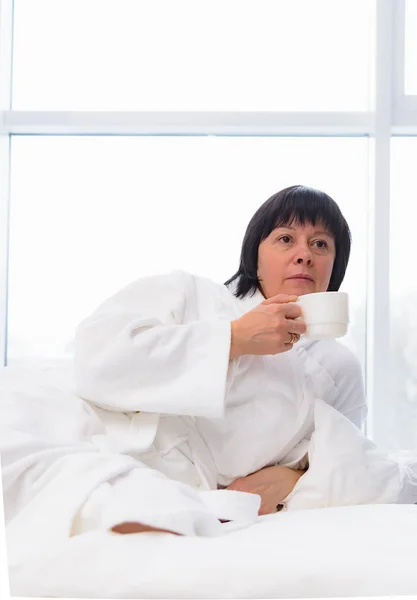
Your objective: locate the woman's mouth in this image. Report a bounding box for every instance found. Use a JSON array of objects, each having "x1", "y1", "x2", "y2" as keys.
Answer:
[{"x1": 287, "y1": 274, "x2": 314, "y2": 283}]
